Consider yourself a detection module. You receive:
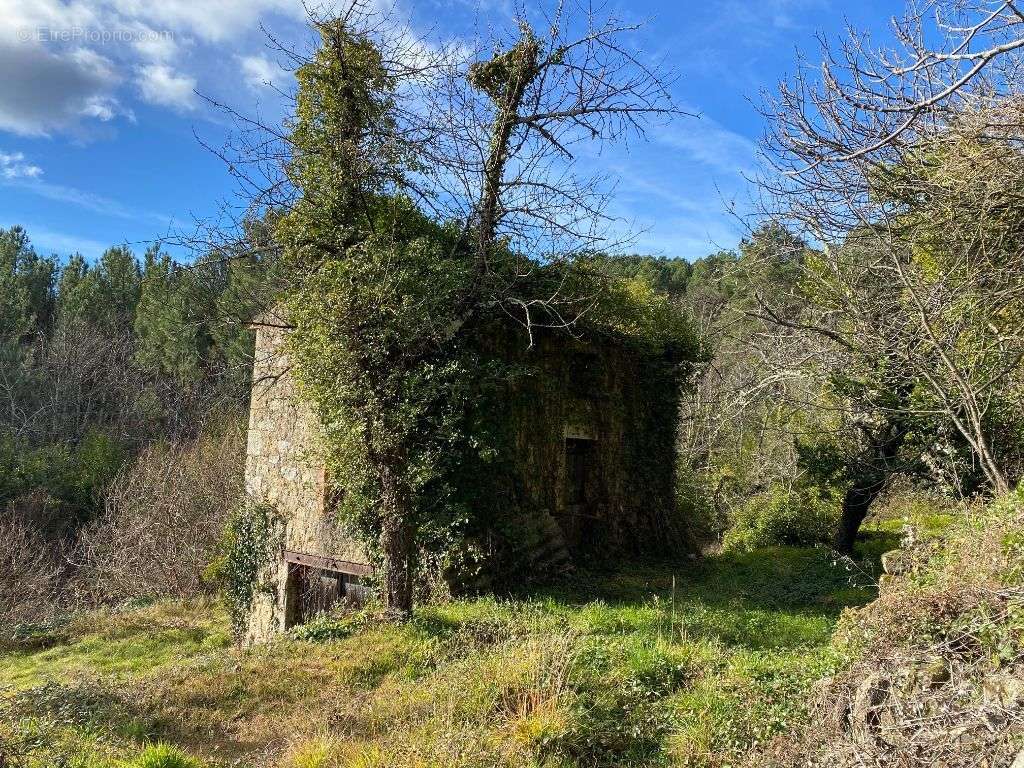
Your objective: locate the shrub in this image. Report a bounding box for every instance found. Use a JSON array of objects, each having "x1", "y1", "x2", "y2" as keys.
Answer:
[
  {"x1": 289, "y1": 610, "x2": 367, "y2": 643},
  {"x1": 0, "y1": 506, "x2": 60, "y2": 635},
  {"x1": 130, "y1": 742, "x2": 204, "y2": 768},
  {"x1": 0, "y1": 429, "x2": 127, "y2": 532},
  {"x1": 215, "y1": 499, "x2": 281, "y2": 635},
  {"x1": 77, "y1": 417, "x2": 245, "y2": 602},
  {"x1": 721, "y1": 484, "x2": 839, "y2": 553}
]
